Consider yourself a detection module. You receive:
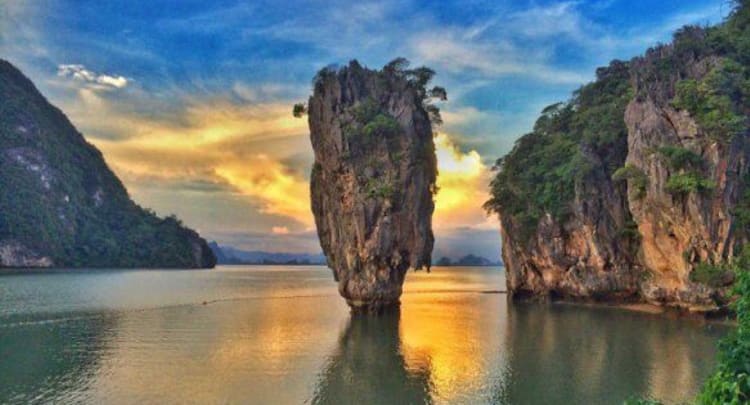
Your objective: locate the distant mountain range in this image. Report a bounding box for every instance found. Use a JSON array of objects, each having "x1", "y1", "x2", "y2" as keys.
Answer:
[
  {"x1": 435, "y1": 254, "x2": 502, "y2": 267},
  {"x1": 209, "y1": 242, "x2": 327, "y2": 265},
  {"x1": 210, "y1": 242, "x2": 501, "y2": 267}
]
